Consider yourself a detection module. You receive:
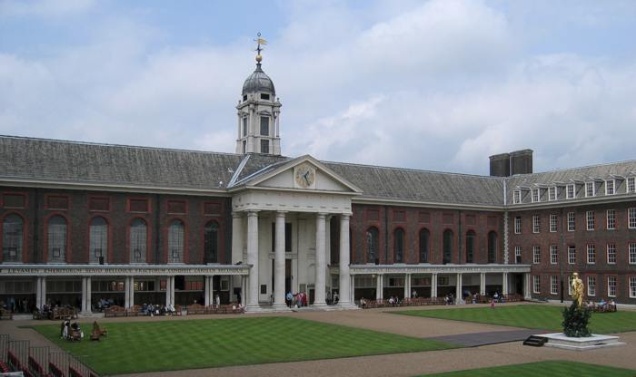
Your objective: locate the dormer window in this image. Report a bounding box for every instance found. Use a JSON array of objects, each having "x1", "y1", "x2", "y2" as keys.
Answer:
[
  {"x1": 628, "y1": 177, "x2": 636, "y2": 193},
  {"x1": 605, "y1": 179, "x2": 615, "y2": 195},
  {"x1": 548, "y1": 186, "x2": 557, "y2": 201},
  {"x1": 260, "y1": 93, "x2": 270, "y2": 100},
  {"x1": 532, "y1": 189, "x2": 540, "y2": 203},
  {"x1": 585, "y1": 181, "x2": 595, "y2": 197},
  {"x1": 566, "y1": 184, "x2": 575, "y2": 199},
  {"x1": 513, "y1": 190, "x2": 522, "y2": 204}
]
